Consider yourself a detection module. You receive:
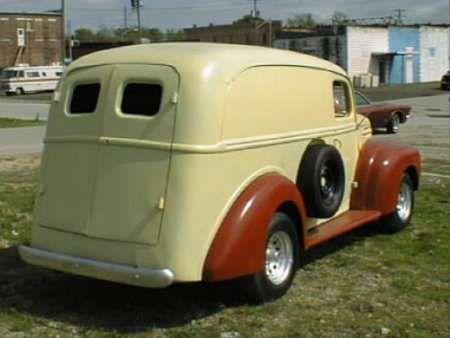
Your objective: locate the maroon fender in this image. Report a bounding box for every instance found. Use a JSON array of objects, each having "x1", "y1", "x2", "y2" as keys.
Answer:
[
  {"x1": 351, "y1": 138, "x2": 421, "y2": 215},
  {"x1": 203, "y1": 174, "x2": 307, "y2": 282}
]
